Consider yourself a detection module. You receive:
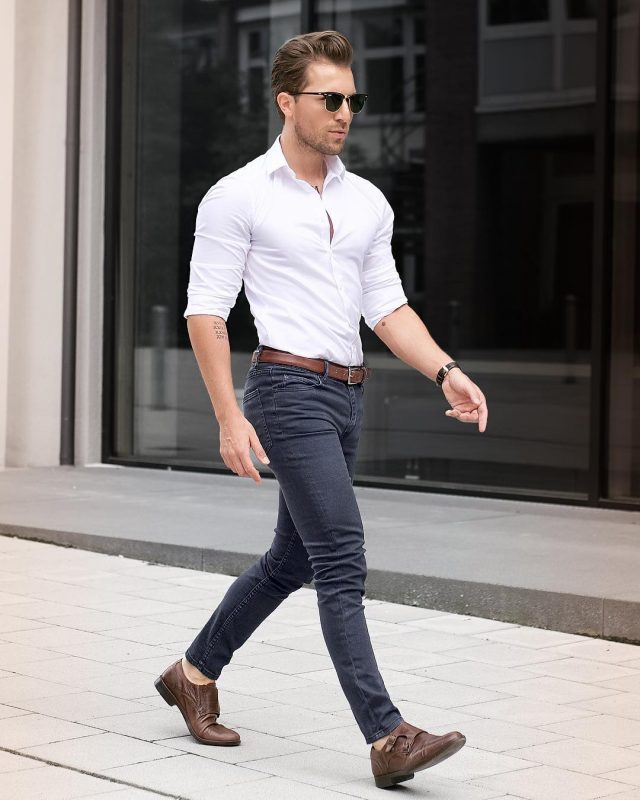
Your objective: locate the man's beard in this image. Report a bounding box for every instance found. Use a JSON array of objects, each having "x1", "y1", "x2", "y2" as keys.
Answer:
[{"x1": 293, "y1": 121, "x2": 345, "y2": 155}]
